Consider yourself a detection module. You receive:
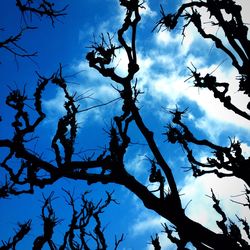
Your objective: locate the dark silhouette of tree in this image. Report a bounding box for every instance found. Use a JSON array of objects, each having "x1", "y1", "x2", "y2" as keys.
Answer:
[{"x1": 0, "y1": 0, "x2": 250, "y2": 249}]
